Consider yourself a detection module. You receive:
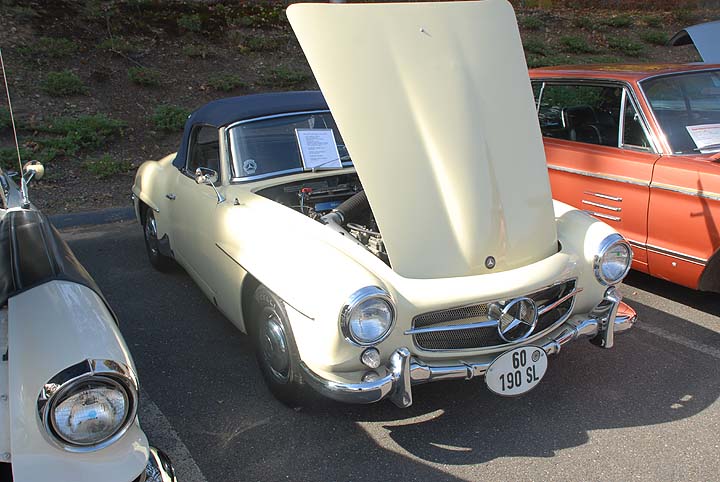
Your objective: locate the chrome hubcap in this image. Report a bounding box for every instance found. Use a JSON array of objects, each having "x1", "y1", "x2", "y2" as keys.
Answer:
[
  {"x1": 261, "y1": 313, "x2": 290, "y2": 383},
  {"x1": 145, "y1": 214, "x2": 159, "y2": 255}
]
